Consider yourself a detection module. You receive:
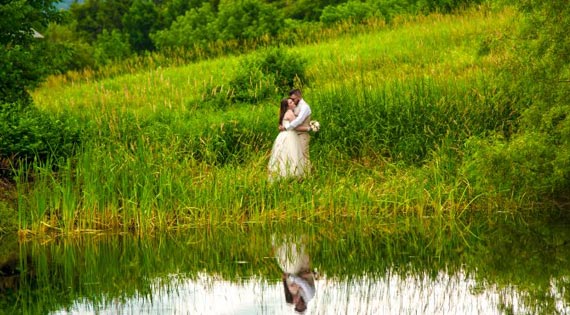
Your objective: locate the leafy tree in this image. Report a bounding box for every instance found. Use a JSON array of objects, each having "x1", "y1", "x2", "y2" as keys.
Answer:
[
  {"x1": 415, "y1": 0, "x2": 478, "y2": 13},
  {"x1": 282, "y1": 0, "x2": 348, "y2": 21},
  {"x1": 256, "y1": 47, "x2": 308, "y2": 94},
  {"x1": 159, "y1": 0, "x2": 212, "y2": 28},
  {"x1": 39, "y1": 21, "x2": 96, "y2": 73},
  {"x1": 0, "y1": 1, "x2": 86, "y2": 172},
  {"x1": 0, "y1": 0, "x2": 62, "y2": 104},
  {"x1": 215, "y1": 0, "x2": 283, "y2": 40},
  {"x1": 70, "y1": 0, "x2": 133, "y2": 42},
  {"x1": 123, "y1": 0, "x2": 159, "y2": 51},
  {"x1": 151, "y1": 2, "x2": 217, "y2": 49},
  {"x1": 514, "y1": 0, "x2": 570, "y2": 111},
  {"x1": 93, "y1": 29, "x2": 132, "y2": 66}
]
